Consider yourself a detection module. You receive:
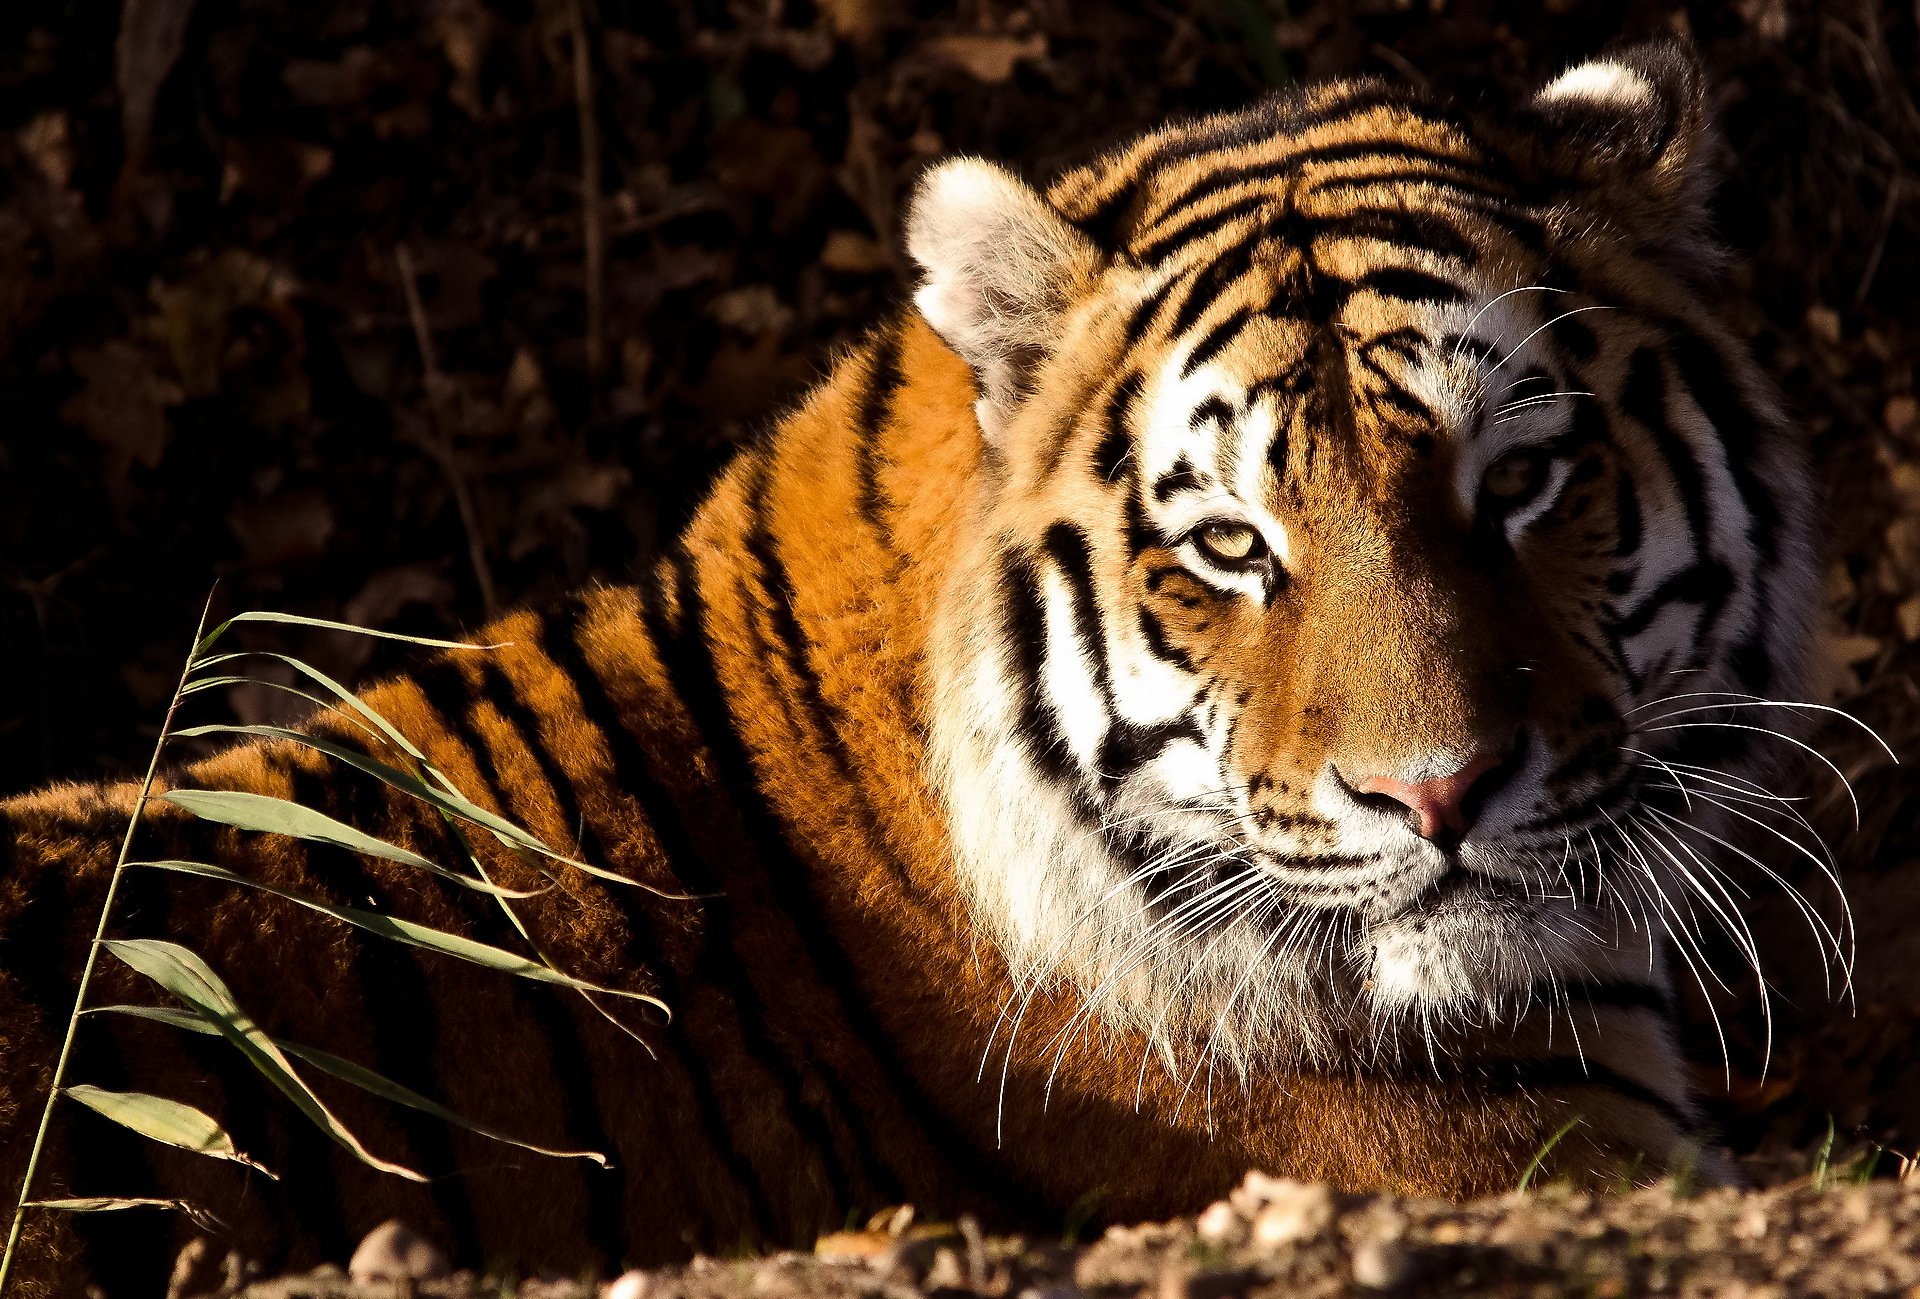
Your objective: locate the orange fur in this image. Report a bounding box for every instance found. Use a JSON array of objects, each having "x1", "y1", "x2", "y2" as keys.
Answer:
[{"x1": 0, "y1": 45, "x2": 1810, "y2": 1292}]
